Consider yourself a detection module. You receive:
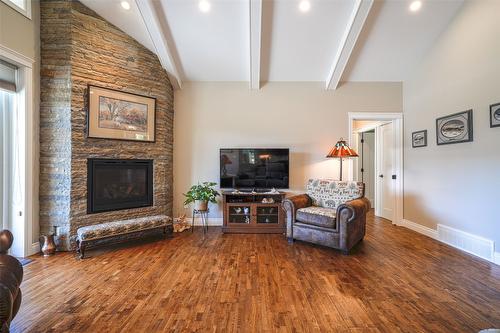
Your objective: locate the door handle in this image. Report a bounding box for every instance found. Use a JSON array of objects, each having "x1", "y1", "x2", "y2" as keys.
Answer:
[{"x1": 379, "y1": 174, "x2": 384, "y2": 178}]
